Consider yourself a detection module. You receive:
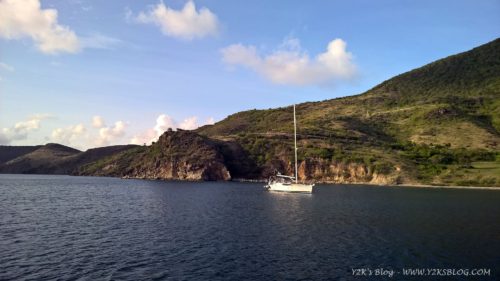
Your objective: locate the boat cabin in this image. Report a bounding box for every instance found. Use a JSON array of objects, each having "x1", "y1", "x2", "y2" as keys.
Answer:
[{"x1": 268, "y1": 173, "x2": 295, "y2": 185}]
